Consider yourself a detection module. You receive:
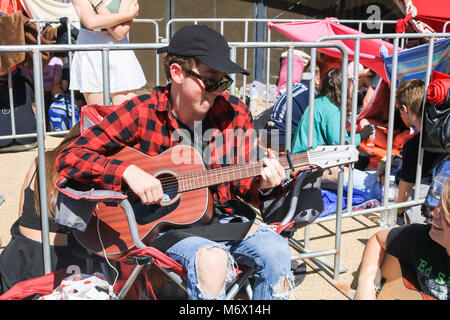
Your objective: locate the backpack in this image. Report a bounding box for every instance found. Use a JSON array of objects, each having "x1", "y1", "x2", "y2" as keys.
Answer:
[
  {"x1": 259, "y1": 168, "x2": 324, "y2": 230},
  {"x1": 422, "y1": 72, "x2": 450, "y2": 154},
  {"x1": 48, "y1": 94, "x2": 80, "y2": 132}
]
